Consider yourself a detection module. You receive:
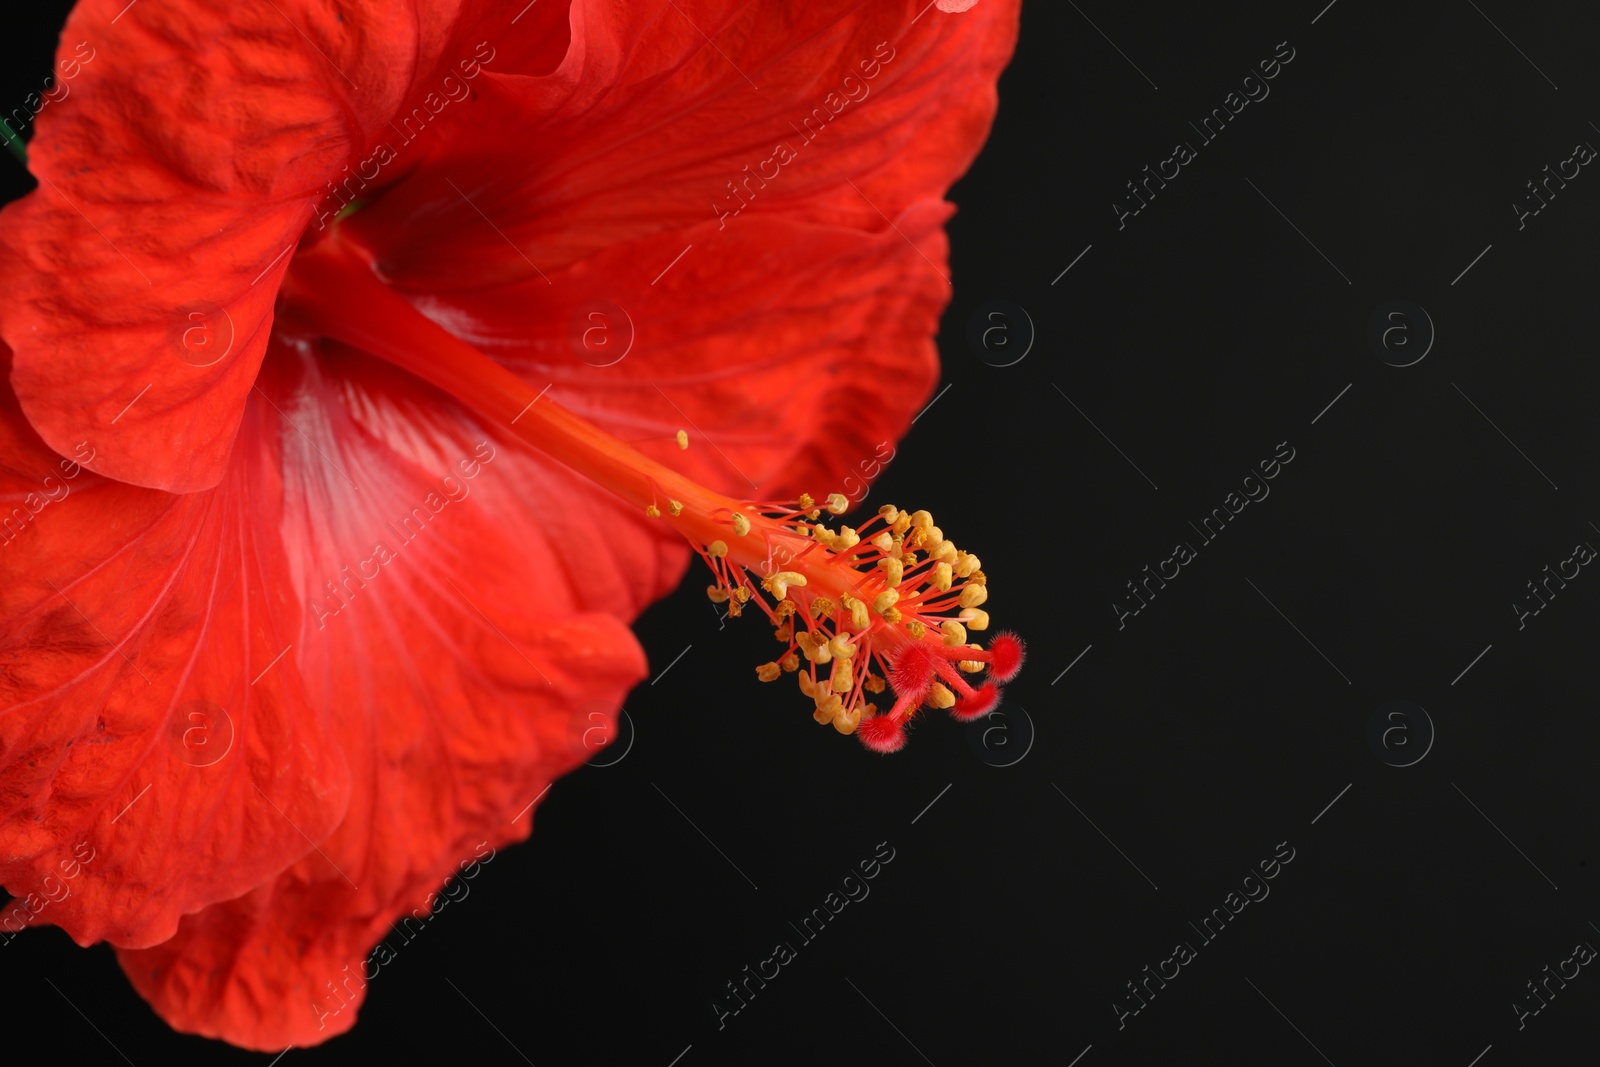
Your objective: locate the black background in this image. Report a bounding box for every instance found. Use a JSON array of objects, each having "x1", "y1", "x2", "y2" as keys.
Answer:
[{"x1": 5, "y1": 1, "x2": 1600, "y2": 1064}]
